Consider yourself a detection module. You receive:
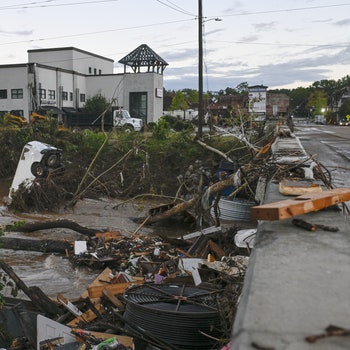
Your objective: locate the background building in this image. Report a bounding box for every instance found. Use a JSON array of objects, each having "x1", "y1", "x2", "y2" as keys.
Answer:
[
  {"x1": 0, "y1": 44, "x2": 167, "y2": 125},
  {"x1": 248, "y1": 85, "x2": 268, "y2": 120}
]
